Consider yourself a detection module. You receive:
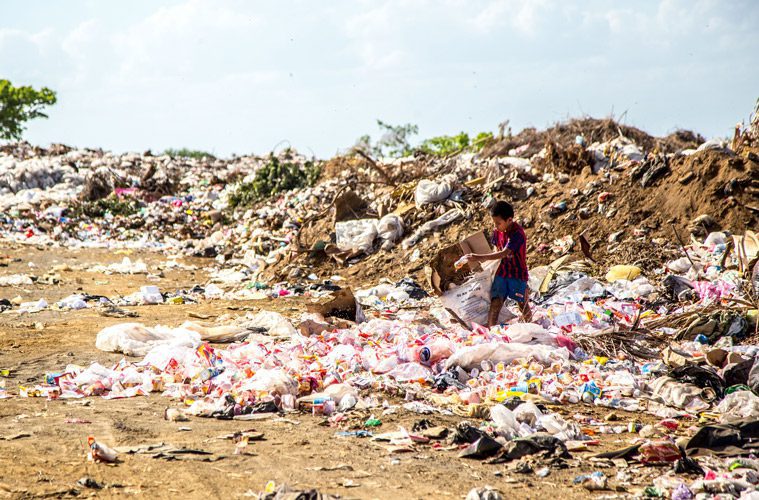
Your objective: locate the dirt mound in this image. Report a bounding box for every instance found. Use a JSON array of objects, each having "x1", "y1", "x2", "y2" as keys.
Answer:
[
  {"x1": 482, "y1": 117, "x2": 704, "y2": 158},
  {"x1": 521, "y1": 148, "x2": 759, "y2": 270},
  {"x1": 266, "y1": 146, "x2": 758, "y2": 288}
]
